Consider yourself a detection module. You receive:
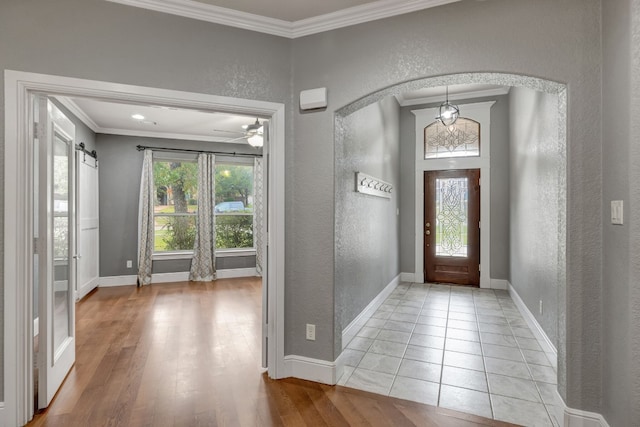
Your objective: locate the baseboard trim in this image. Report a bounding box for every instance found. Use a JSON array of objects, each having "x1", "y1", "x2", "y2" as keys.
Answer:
[
  {"x1": 100, "y1": 268, "x2": 258, "y2": 287},
  {"x1": 284, "y1": 355, "x2": 337, "y2": 385},
  {"x1": 217, "y1": 267, "x2": 258, "y2": 279},
  {"x1": 509, "y1": 284, "x2": 610, "y2": 427},
  {"x1": 99, "y1": 275, "x2": 137, "y2": 287},
  {"x1": 490, "y1": 278, "x2": 509, "y2": 290},
  {"x1": 400, "y1": 272, "x2": 415, "y2": 282},
  {"x1": 77, "y1": 277, "x2": 99, "y2": 300},
  {"x1": 563, "y1": 404, "x2": 610, "y2": 427},
  {"x1": 342, "y1": 273, "x2": 400, "y2": 350},
  {"x1": 551, "y1": 390, "x2": 610, "y2": 427},
  {"x1": 508, "y1": 282, "x2": 557, "y2": 358}
]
